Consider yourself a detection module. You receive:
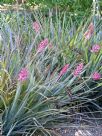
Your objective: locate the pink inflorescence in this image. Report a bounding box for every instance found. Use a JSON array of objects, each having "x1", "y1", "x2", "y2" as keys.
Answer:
[
  {"x1": 91, "y1": 44, "x2": 101, "y2": 53},
  {"x1": 33, "y1": 21, "x2": 40, "y2": 33},
  {"x1": 73, "y1": 63, "x2": 84, "y2": 76},
  {"x1": 92, "y1": 72, "x2": 101, "y2": 80},
  {"x1": 18, "y1": 68, "x2": 29, "y2": 81},
  {"x1": 84, "y1": 22, "x2": 94, "y2": 40},
  {"x1": 59, "y1": 64, "x2": 70, "y2": 77},
  {"x1": 37, "y1": 38, "x2": 49, "y2": 53}
]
